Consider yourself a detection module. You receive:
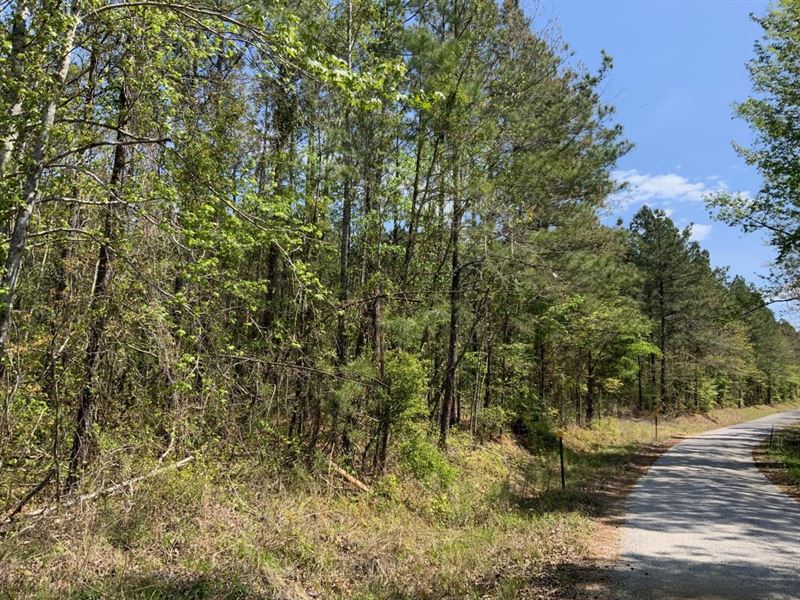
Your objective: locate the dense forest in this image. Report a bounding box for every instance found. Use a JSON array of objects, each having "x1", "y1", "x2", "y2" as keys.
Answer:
[{"x1": 1, "y1": 0, "x2": 799, "y2": 510}]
